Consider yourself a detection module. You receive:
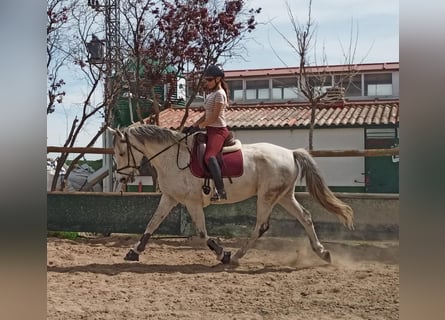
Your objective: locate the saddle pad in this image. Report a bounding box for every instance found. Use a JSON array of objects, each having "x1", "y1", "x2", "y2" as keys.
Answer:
[{"x1": 190, "y1": 149, "x2": 244, "y2": 179}]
